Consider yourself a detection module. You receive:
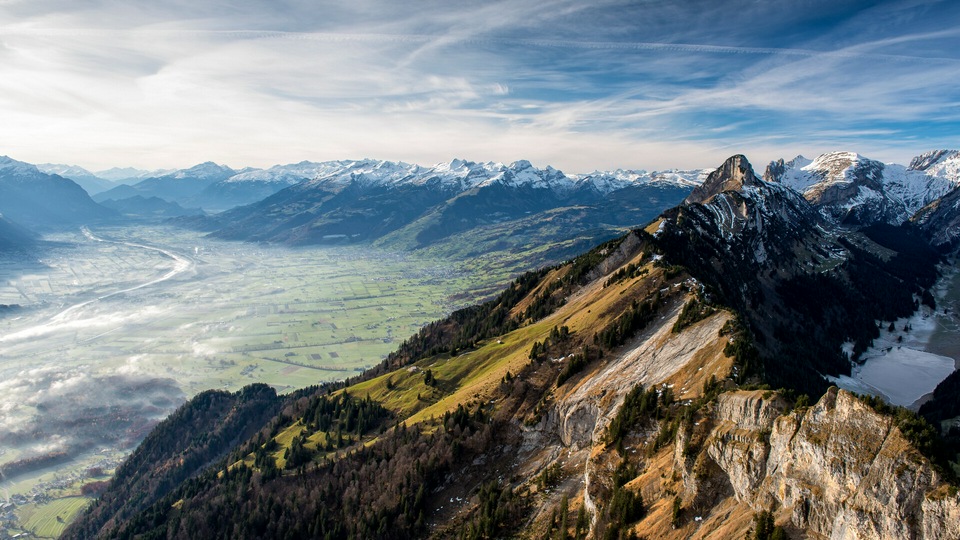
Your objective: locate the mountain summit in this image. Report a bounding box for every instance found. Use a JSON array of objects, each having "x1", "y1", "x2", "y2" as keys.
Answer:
[
  {"x1": 685, "y1": 154, "x2": 762, "y2": 204},
  {"x1": 0, "y1": 156, "x2": 115, "y2": 228}
]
